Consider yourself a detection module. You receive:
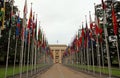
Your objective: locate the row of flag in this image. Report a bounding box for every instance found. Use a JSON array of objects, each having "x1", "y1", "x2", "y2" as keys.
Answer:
[
  {"x1": 4, "y1": 1, "x2": 53, "y2": 78},
  {"x1": 63, "y1": 0, "x2": 118, "y2": 56},
  {"x1": 63, "y1": 1, "x2": 119, "y2": 77},
  {"x1": 0, "y1": 0, "x2": 50, "y2": 50}
]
